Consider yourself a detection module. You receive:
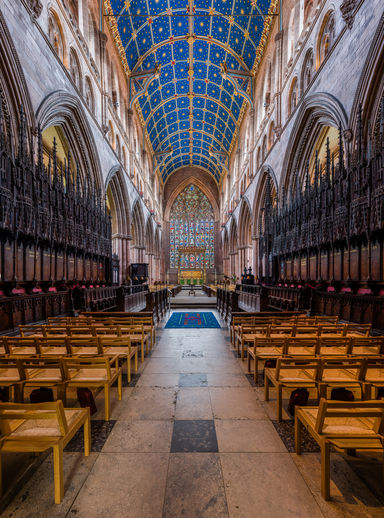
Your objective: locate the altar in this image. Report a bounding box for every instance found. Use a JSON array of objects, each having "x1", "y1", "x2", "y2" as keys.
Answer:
[{"x1": 177, "y1": 246, "x2": 206, "y2": 285}]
